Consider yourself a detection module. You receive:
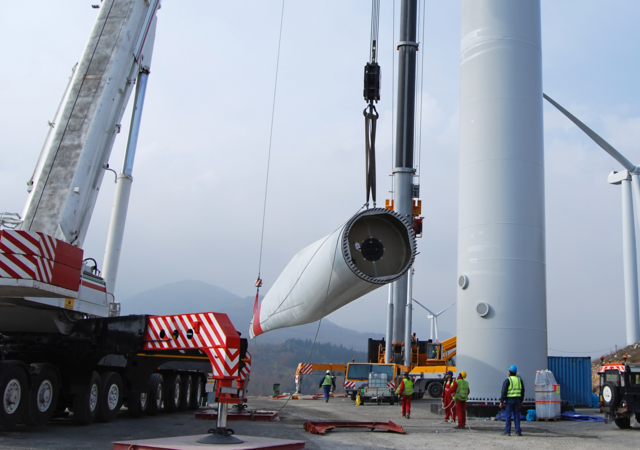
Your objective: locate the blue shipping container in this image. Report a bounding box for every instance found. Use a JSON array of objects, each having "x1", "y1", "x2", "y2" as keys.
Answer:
[{"x1": 547, "y1": 356, "x2": 592, "y2": 407}]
